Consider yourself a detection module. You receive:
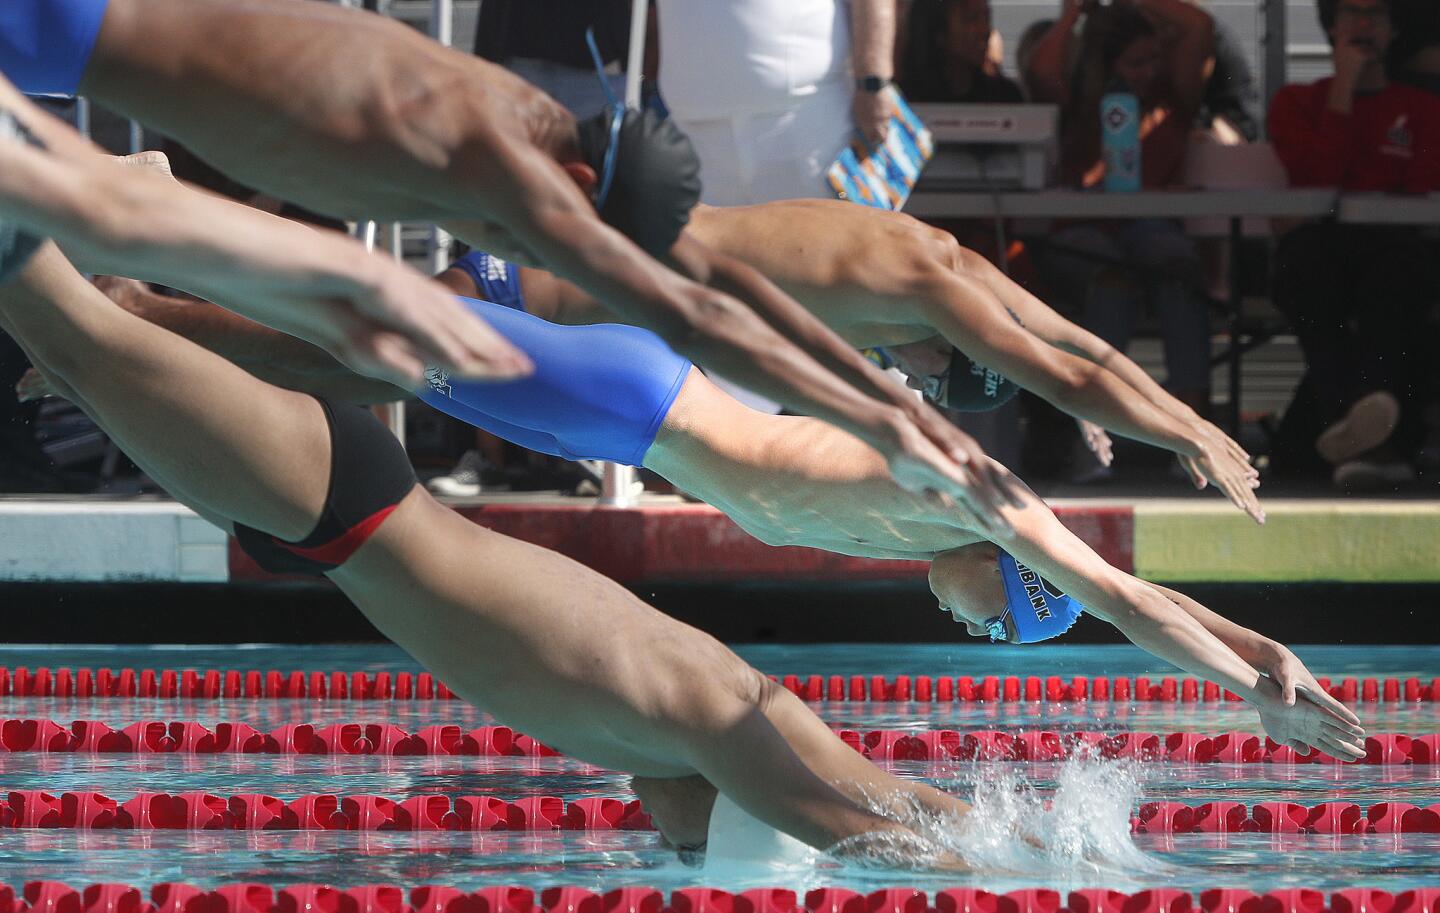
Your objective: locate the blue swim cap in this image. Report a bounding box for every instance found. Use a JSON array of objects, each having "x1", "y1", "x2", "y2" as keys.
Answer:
[{"x1": 986, "y1": 551, "x2": 1085, "y2": 644}]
